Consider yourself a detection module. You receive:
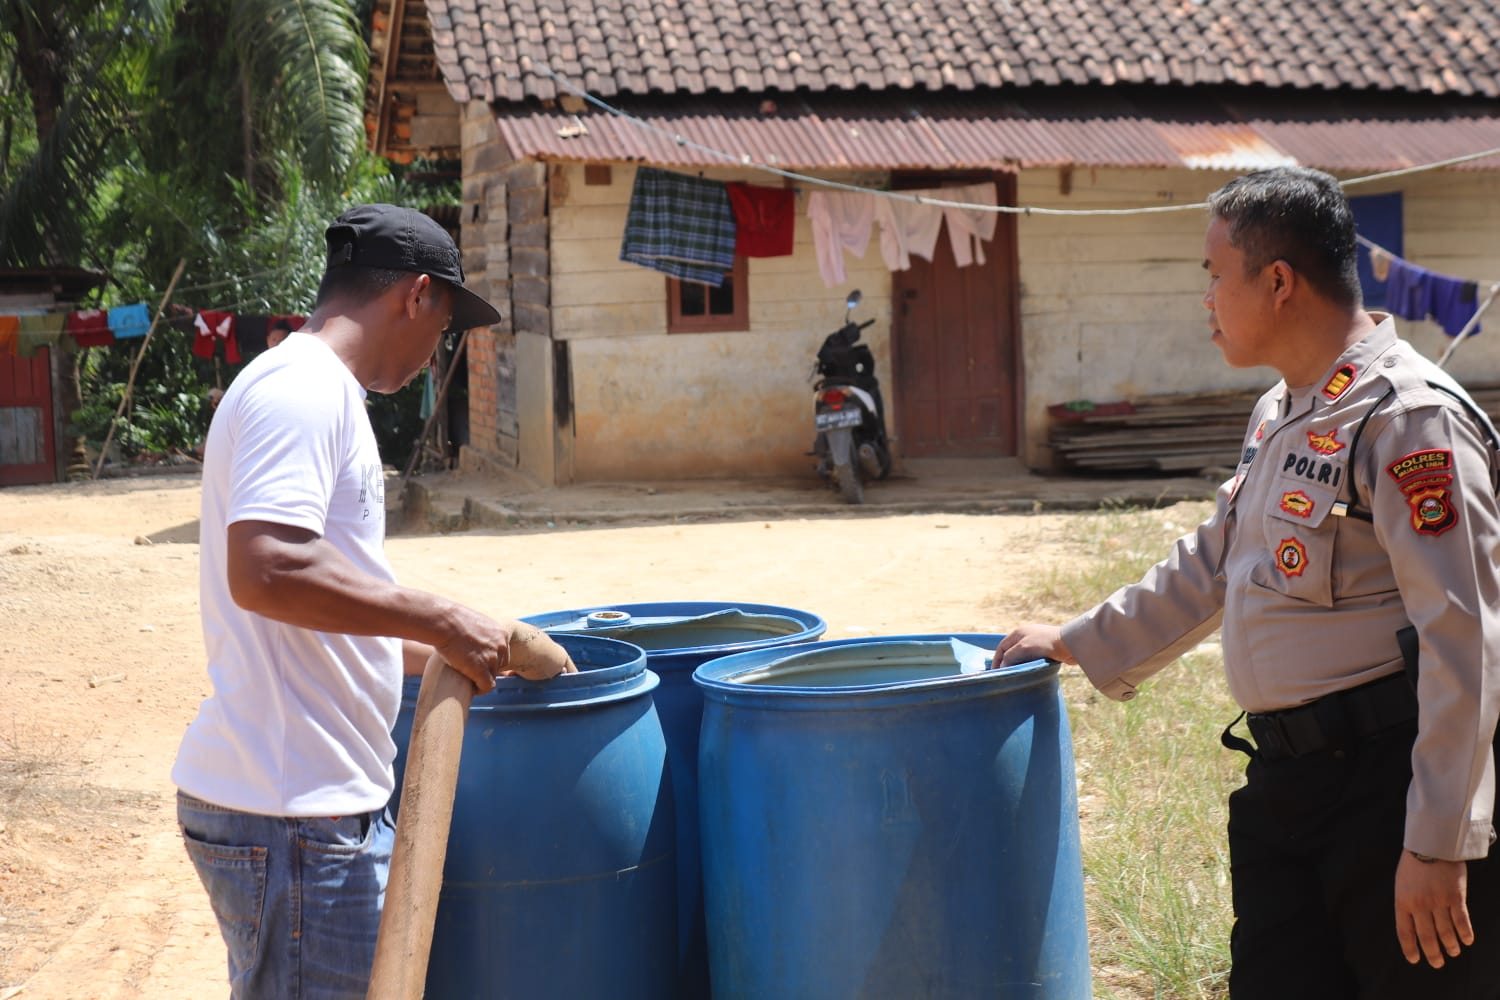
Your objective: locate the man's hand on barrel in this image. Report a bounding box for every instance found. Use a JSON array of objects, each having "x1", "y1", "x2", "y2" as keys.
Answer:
[
  {"x1": 503, "y1": 621, "x2": 579, "y2": 680},
  {"x1": 994, "y1": 624, "x2": 1077, "y2": 668},
  {"x1": 434, "y1": 608, "x2": 516, "y2": 693},
  {"x1": 434, "y1": 615, "x2": 578, "y2": 691}
]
